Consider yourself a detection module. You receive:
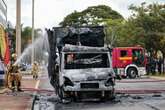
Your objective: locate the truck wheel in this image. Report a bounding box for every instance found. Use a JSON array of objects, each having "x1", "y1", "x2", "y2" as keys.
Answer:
[
  {"x1": 108, "y1": 87, "x2": 115, "y2": 100},
  {"x1": 58, "y1": 87, "x2": 72, "y2": 103},
  {"x1": 127, "y1": 68, "x2": 137, "y2": 79},
  {"x1": 57, "y1": 87, "x2": 64, "y2": 99},
  {"x1": 101, "y1": 88, "x2": 115, "y2": 101},
  {"x1": 73, "y1": 92, "x2": 81, "y2": 102}
]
